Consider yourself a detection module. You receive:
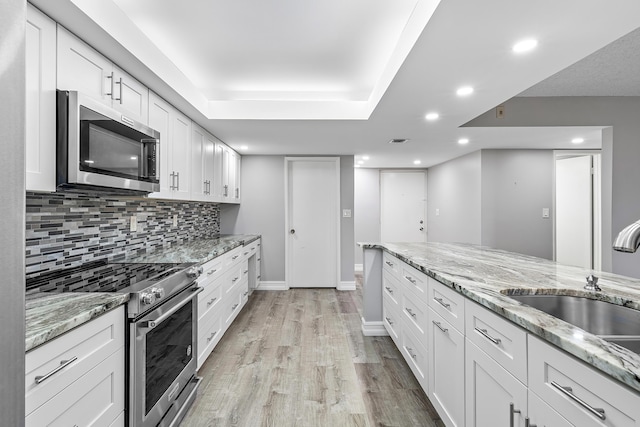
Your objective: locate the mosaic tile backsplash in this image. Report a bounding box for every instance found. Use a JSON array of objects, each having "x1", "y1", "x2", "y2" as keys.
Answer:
[{"x1": 26, "y1": 192, "x2": 220, "y2": 277}]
